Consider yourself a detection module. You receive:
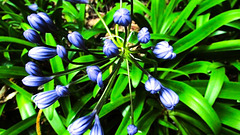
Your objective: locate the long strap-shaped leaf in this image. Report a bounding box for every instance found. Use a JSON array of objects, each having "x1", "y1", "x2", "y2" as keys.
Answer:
[
  {"x1": 173, "y1": 9, "x2": 240, "y2": 54},
  {"x1": 161, "y1": 80, "x2": 221, "y2": 134}
]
